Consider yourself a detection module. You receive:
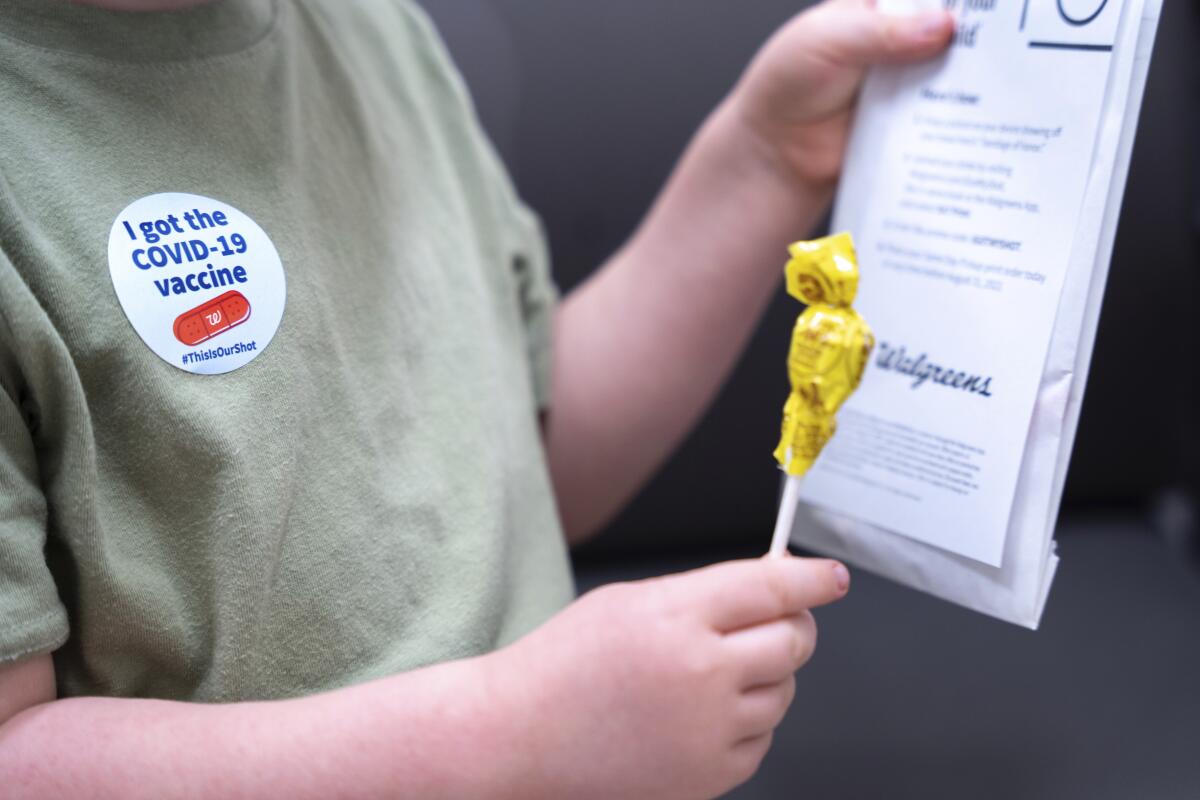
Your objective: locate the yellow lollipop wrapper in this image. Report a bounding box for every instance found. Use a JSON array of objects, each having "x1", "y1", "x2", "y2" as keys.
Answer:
[{"x1": 770, "y1": 233, "x2": 874, "y2": 555}]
